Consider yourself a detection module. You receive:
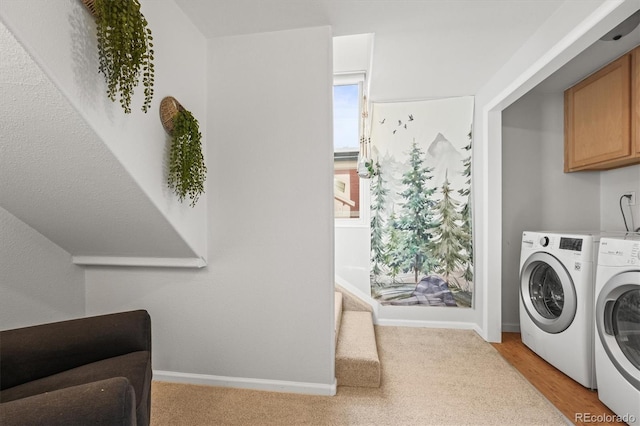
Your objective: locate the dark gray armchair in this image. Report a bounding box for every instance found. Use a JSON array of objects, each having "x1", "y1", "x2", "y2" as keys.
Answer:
[{"x1": 0, "y1": 310, "x2": 152, "y2": 426}]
